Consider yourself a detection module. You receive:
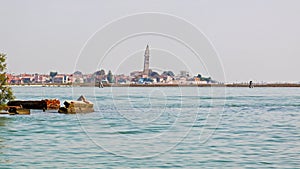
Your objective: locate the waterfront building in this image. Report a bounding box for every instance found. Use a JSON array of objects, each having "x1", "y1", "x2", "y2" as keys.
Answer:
[{"x1": 53, "y1": 74, "x2": 70, "y2": 84}]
